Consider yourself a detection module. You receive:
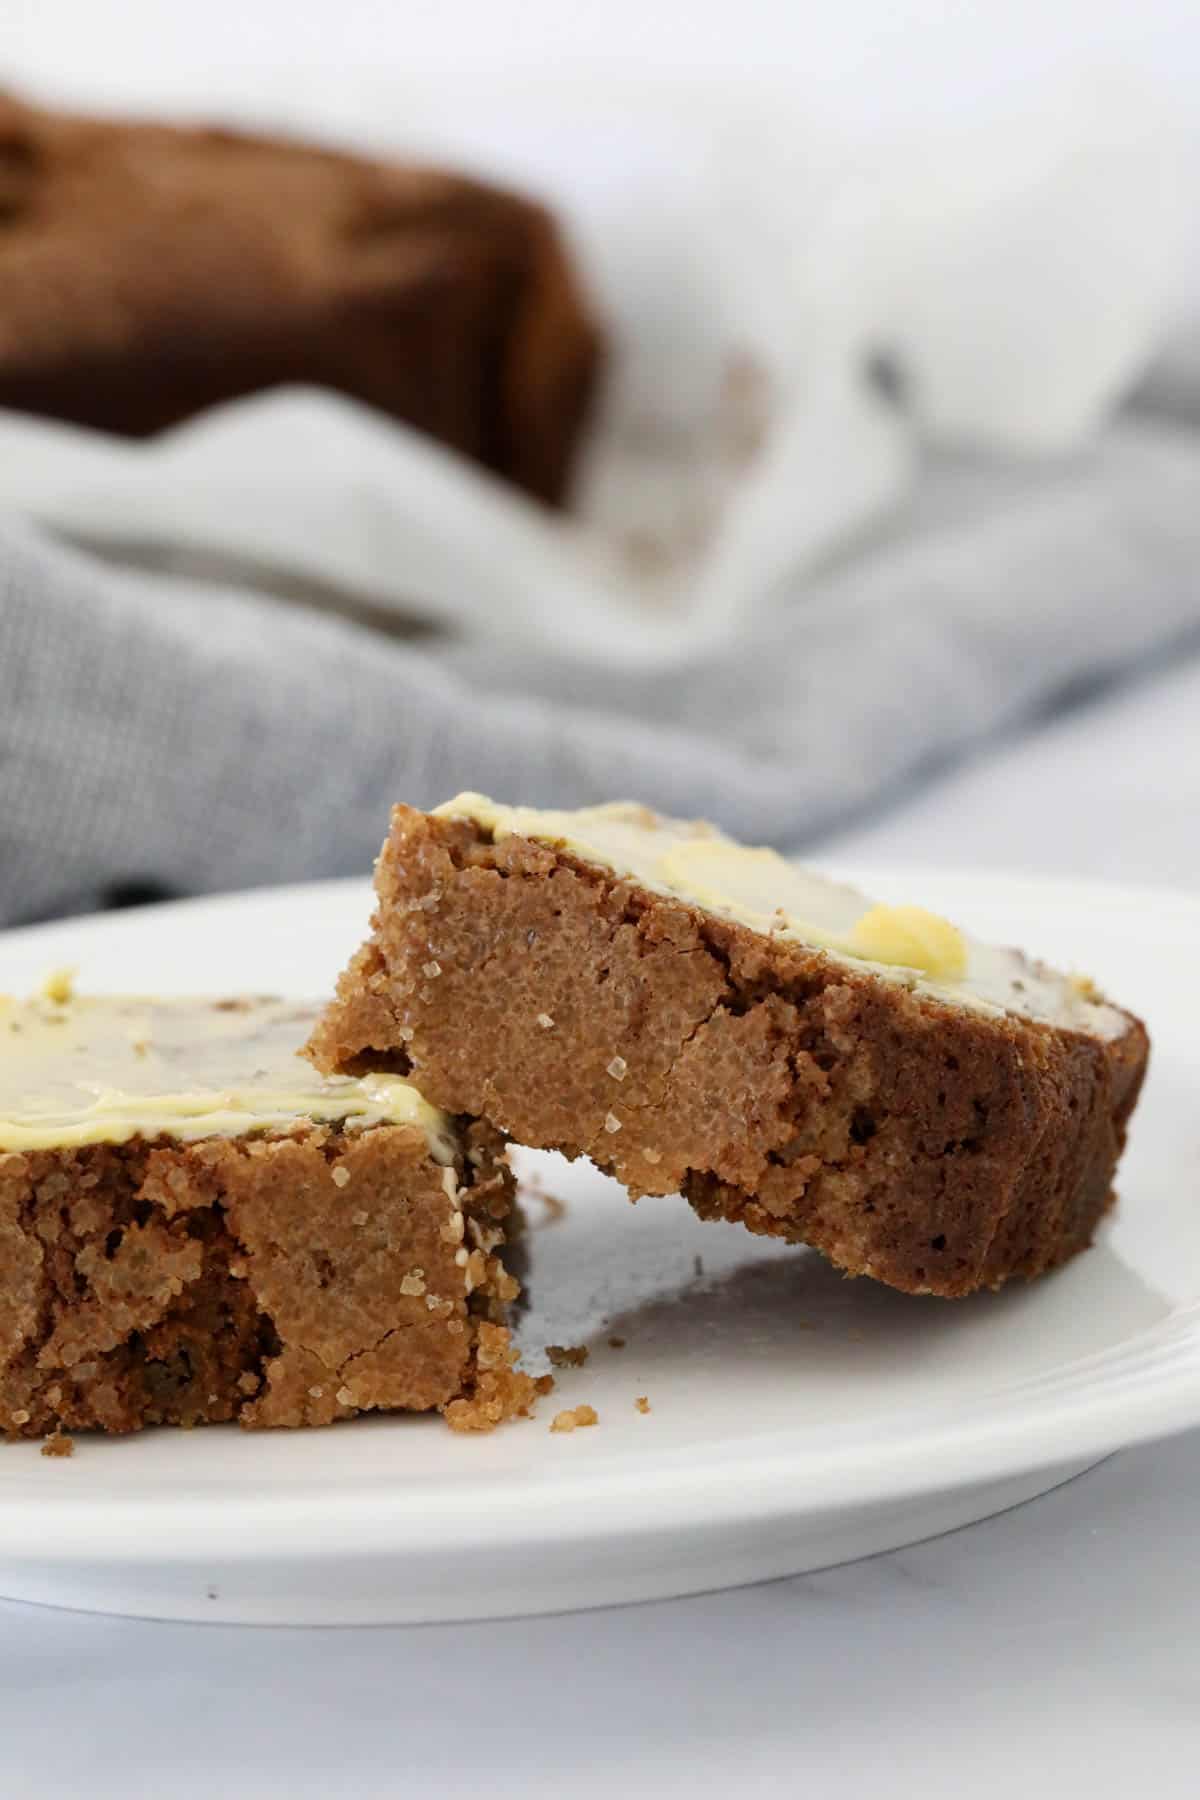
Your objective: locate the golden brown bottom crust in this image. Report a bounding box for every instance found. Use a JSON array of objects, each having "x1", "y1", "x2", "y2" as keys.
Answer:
[
  {"x1": 308, "y1": 807, "x2": 1150, "y2": 1299},
  {"x1": 0, "y1": 1117, "x2": 539, "y2": 1438}
]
